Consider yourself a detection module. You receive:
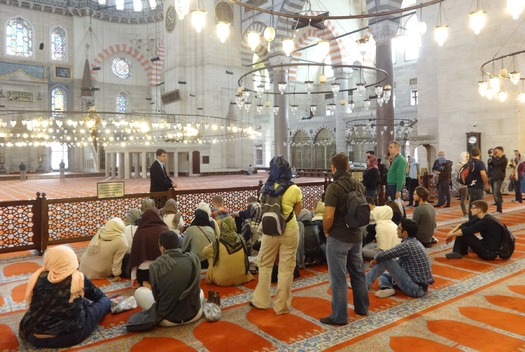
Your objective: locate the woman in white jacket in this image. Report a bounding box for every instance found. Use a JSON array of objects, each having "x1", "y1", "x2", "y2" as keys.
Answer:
[{"x1": 362, "y1": 206, "x2": 400, "y2": 259}]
